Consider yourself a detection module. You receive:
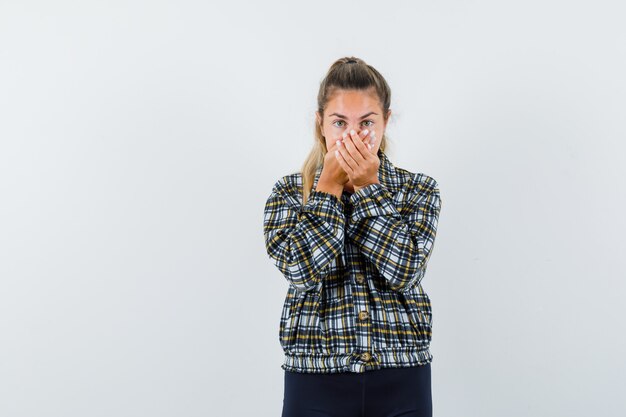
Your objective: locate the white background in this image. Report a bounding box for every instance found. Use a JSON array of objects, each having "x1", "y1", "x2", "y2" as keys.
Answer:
[{"x1": 1, "y1": 1, "x2": 625, "y2": 416}]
